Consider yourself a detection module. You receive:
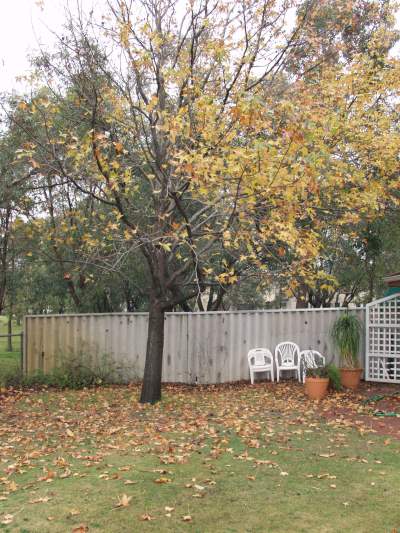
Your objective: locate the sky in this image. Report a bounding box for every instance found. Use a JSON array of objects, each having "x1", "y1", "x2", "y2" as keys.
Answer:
[
  {"x1": 0, "y1": 0, "x2": 102, "y2": 94},
  {"x1": 1, "y1": 1, "x2": 400, "y2": 95}
]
